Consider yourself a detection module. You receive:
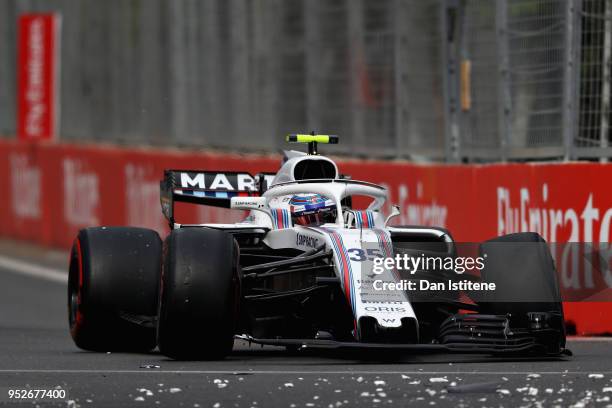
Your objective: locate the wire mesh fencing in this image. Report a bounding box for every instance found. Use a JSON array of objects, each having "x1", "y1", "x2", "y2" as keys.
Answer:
[
  {"x1": 576, "y1": 0, "x2": 612, "y2": 159},
  {"x1": 0, "y1": 0, "x2": 611, "y2": 161},
  {"x1": 505, "y1": 0, "x2": 567, "y2": 157},
  {"x1": 460, "y1": 0, "x2": 568, "y2": 160},
  {"x1": 0, "y1": 0, "x2": 446, "y2": 159},
  {"x1": 461, "y1": 0, "x2": 503, "y2": 160}
]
